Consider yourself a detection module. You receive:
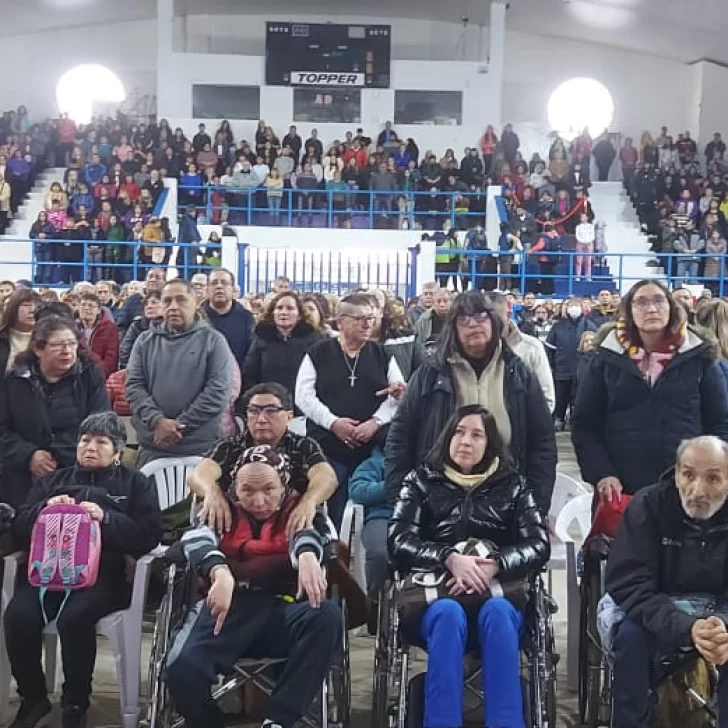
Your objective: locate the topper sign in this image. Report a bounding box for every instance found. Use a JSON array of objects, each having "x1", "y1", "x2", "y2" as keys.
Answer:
[{"x1": 291, "y1": 72, "x2": 365, "y2": 86}]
